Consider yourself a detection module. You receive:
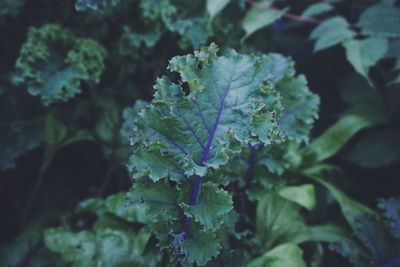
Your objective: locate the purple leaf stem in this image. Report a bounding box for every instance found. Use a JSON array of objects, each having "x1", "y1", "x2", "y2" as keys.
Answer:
[
  {"x1": 181, "y1": 83, "x2": 233, "y2": 239},
  {"x1": 383, "y1": 257, "x2": 400, "y2": 267}
]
